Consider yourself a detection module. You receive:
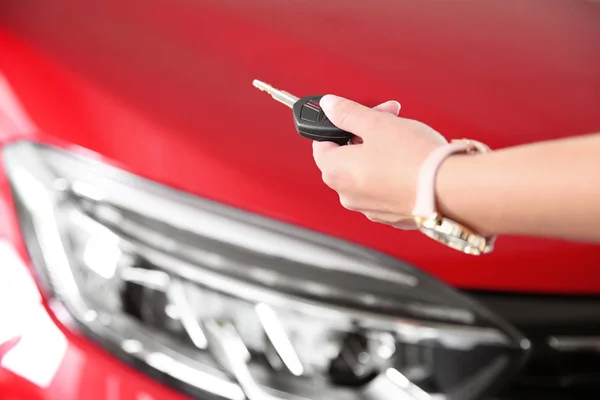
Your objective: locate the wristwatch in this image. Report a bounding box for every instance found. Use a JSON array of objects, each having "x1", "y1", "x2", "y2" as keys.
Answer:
[{"x1": 412, "y1": 139, "x2": 496, "y2": 255}]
